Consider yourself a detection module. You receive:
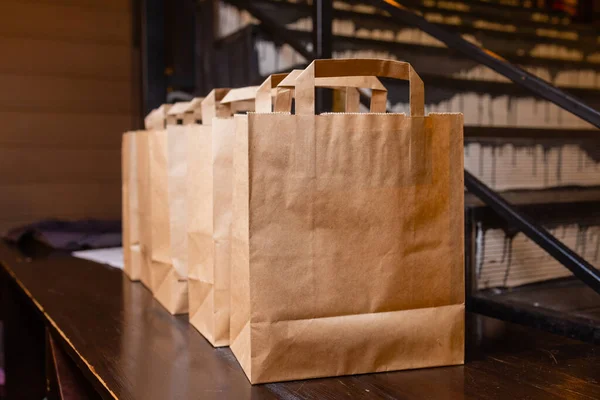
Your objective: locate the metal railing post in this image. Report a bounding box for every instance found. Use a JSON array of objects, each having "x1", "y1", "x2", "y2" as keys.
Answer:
[
  {"x1": 312, "y1": 0, "x2": 333, "y2": 112},
  {"x1": 141, "y1": 0, "x2": 166, "y2": 115}
]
